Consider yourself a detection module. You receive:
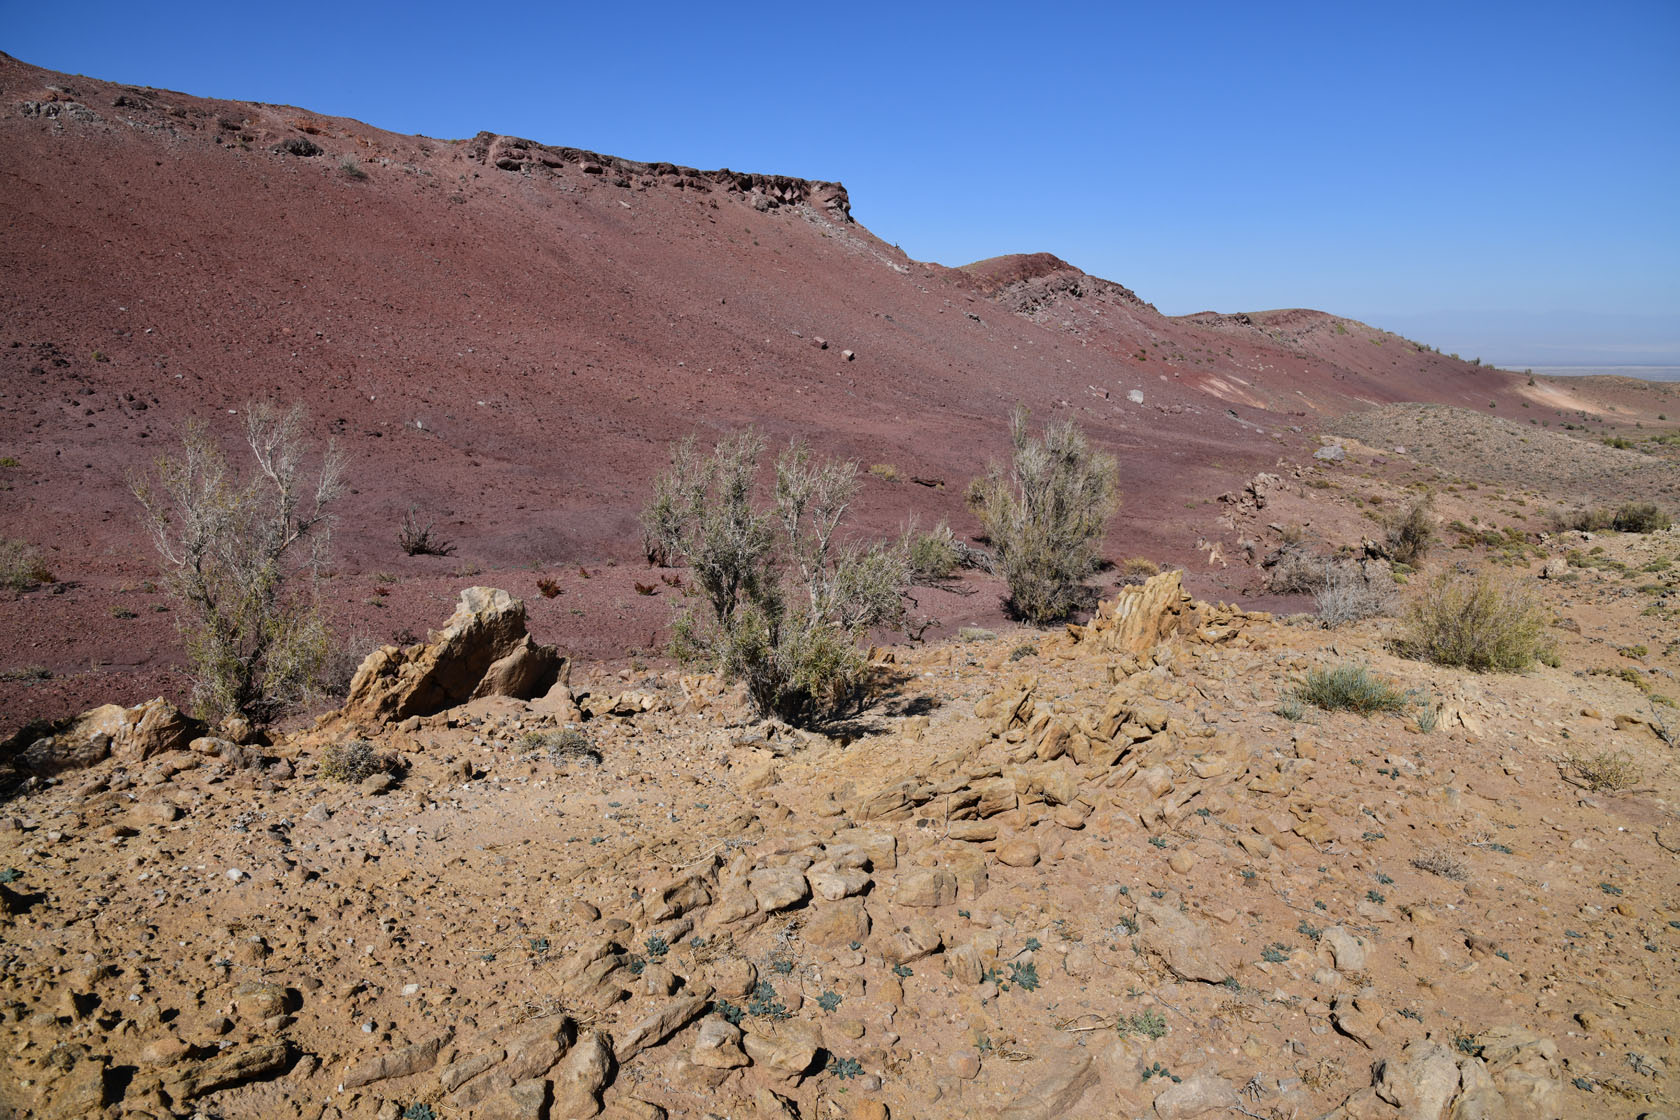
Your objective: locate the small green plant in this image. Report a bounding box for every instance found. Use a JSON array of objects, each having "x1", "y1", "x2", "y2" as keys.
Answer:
[
  {"x1": 967, "y1": 407, "x2": 1119, "y2": 623},
  {"x1": 1397, "y1": 569, "x2": 1553, "y2": 671},
  {"x1": 644, "y1": 934, "x2": 669, "y2": 960},
  {"x1": 711, "y1": 999, "x2": 744, "y2": 1025},
  {"x1": 403, "y1": 1104, "x2": 436, "y2": 1120},
  {"x1": 1125, "y1": 1007, "x2": 1168, "y2": 1039},
  {"x1": 891, "y1": 963, "x2": 914, "y2": 978},
  {"x1": 1274, "y1": 696, "x2": 1305, "y2": 721},
  {"x1": 0, "y1": 868, "x2": 22, "y2": 884},
  {"x1": 1142, "y1": 1061, "x2": 1181, "y2": 1083},
  {"x1": 1297, "y1": 920, "x2": 1323, "y2": 942},
  {"x1": 904, "y1": 519, "x2": 962, "y2": 582},
  {"x1": 1008, "y1": 961, "x2": 1040, "y2": 990},
  {"x1": 1261, "y1": 942, "x2": 1292, "y2": 963},
  {"x1": 817, "y1": 990, "x2": 842, "y2": 1012},
  {"x1": 318, "y1": 739, "x2": 398, "y2": 783},
  {"x1": 1291, "y1": 664, "x2": 1409, "y2": 716},
  {"x1": 1148, "y1": 835, "x2": 1168, "y2": 849},
  {"x1": 1367, "y1": 889, "x2": 1386, "y2": 903},
  {"x1": 747, "y1": 981, "x2": 791, "y2": 1020},
  {"x1": 828, "y1": 1055, "x2": 864, "y2": 1080}
]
